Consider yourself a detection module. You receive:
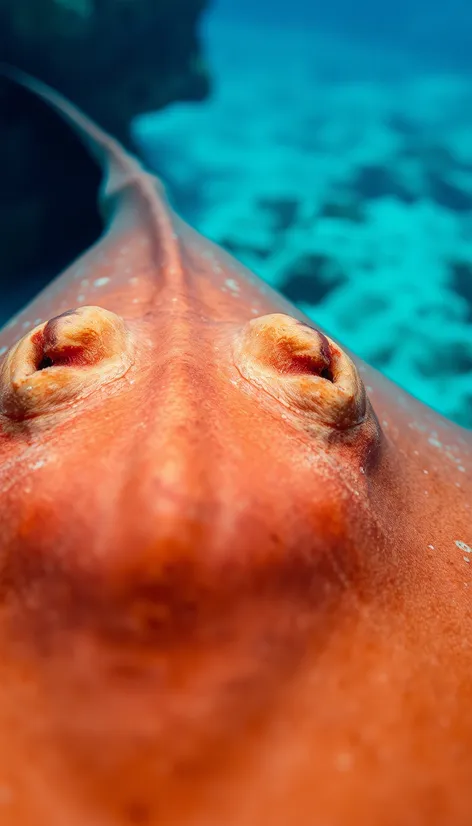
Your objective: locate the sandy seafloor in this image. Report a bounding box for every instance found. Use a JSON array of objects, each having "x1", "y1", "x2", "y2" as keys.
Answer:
[{"x1": 134, "y1": 15, "x2": 472, "y2": 429}]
